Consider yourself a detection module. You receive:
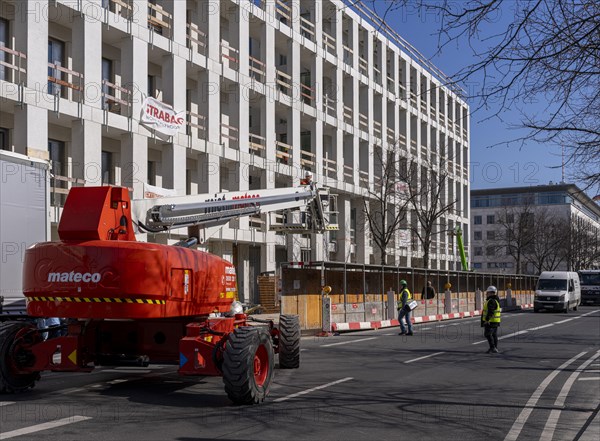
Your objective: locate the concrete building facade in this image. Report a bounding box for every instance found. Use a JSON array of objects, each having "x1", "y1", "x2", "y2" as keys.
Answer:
[
  {"x1": 0, "y1": 0, "x2": 470, "y2": 302},
  {"x1": 470, "y1": 184, "x2": 600, "y2": 274}
]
